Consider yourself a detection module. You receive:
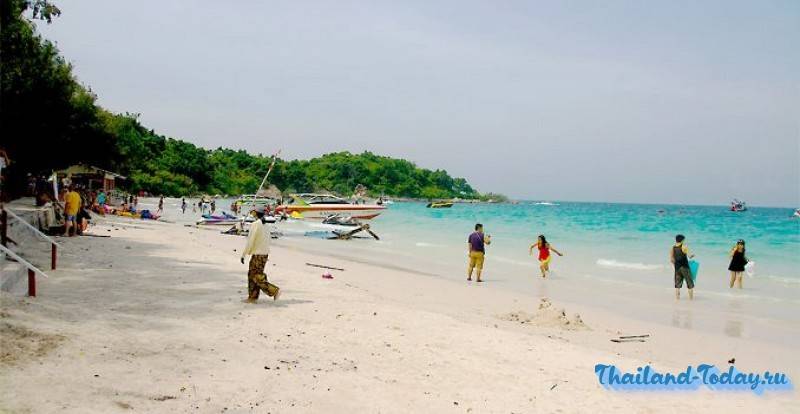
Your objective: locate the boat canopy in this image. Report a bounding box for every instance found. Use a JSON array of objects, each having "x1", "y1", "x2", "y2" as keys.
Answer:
[{"x1": 290, "y1": 193, "x2": 351, "y2": 205}]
